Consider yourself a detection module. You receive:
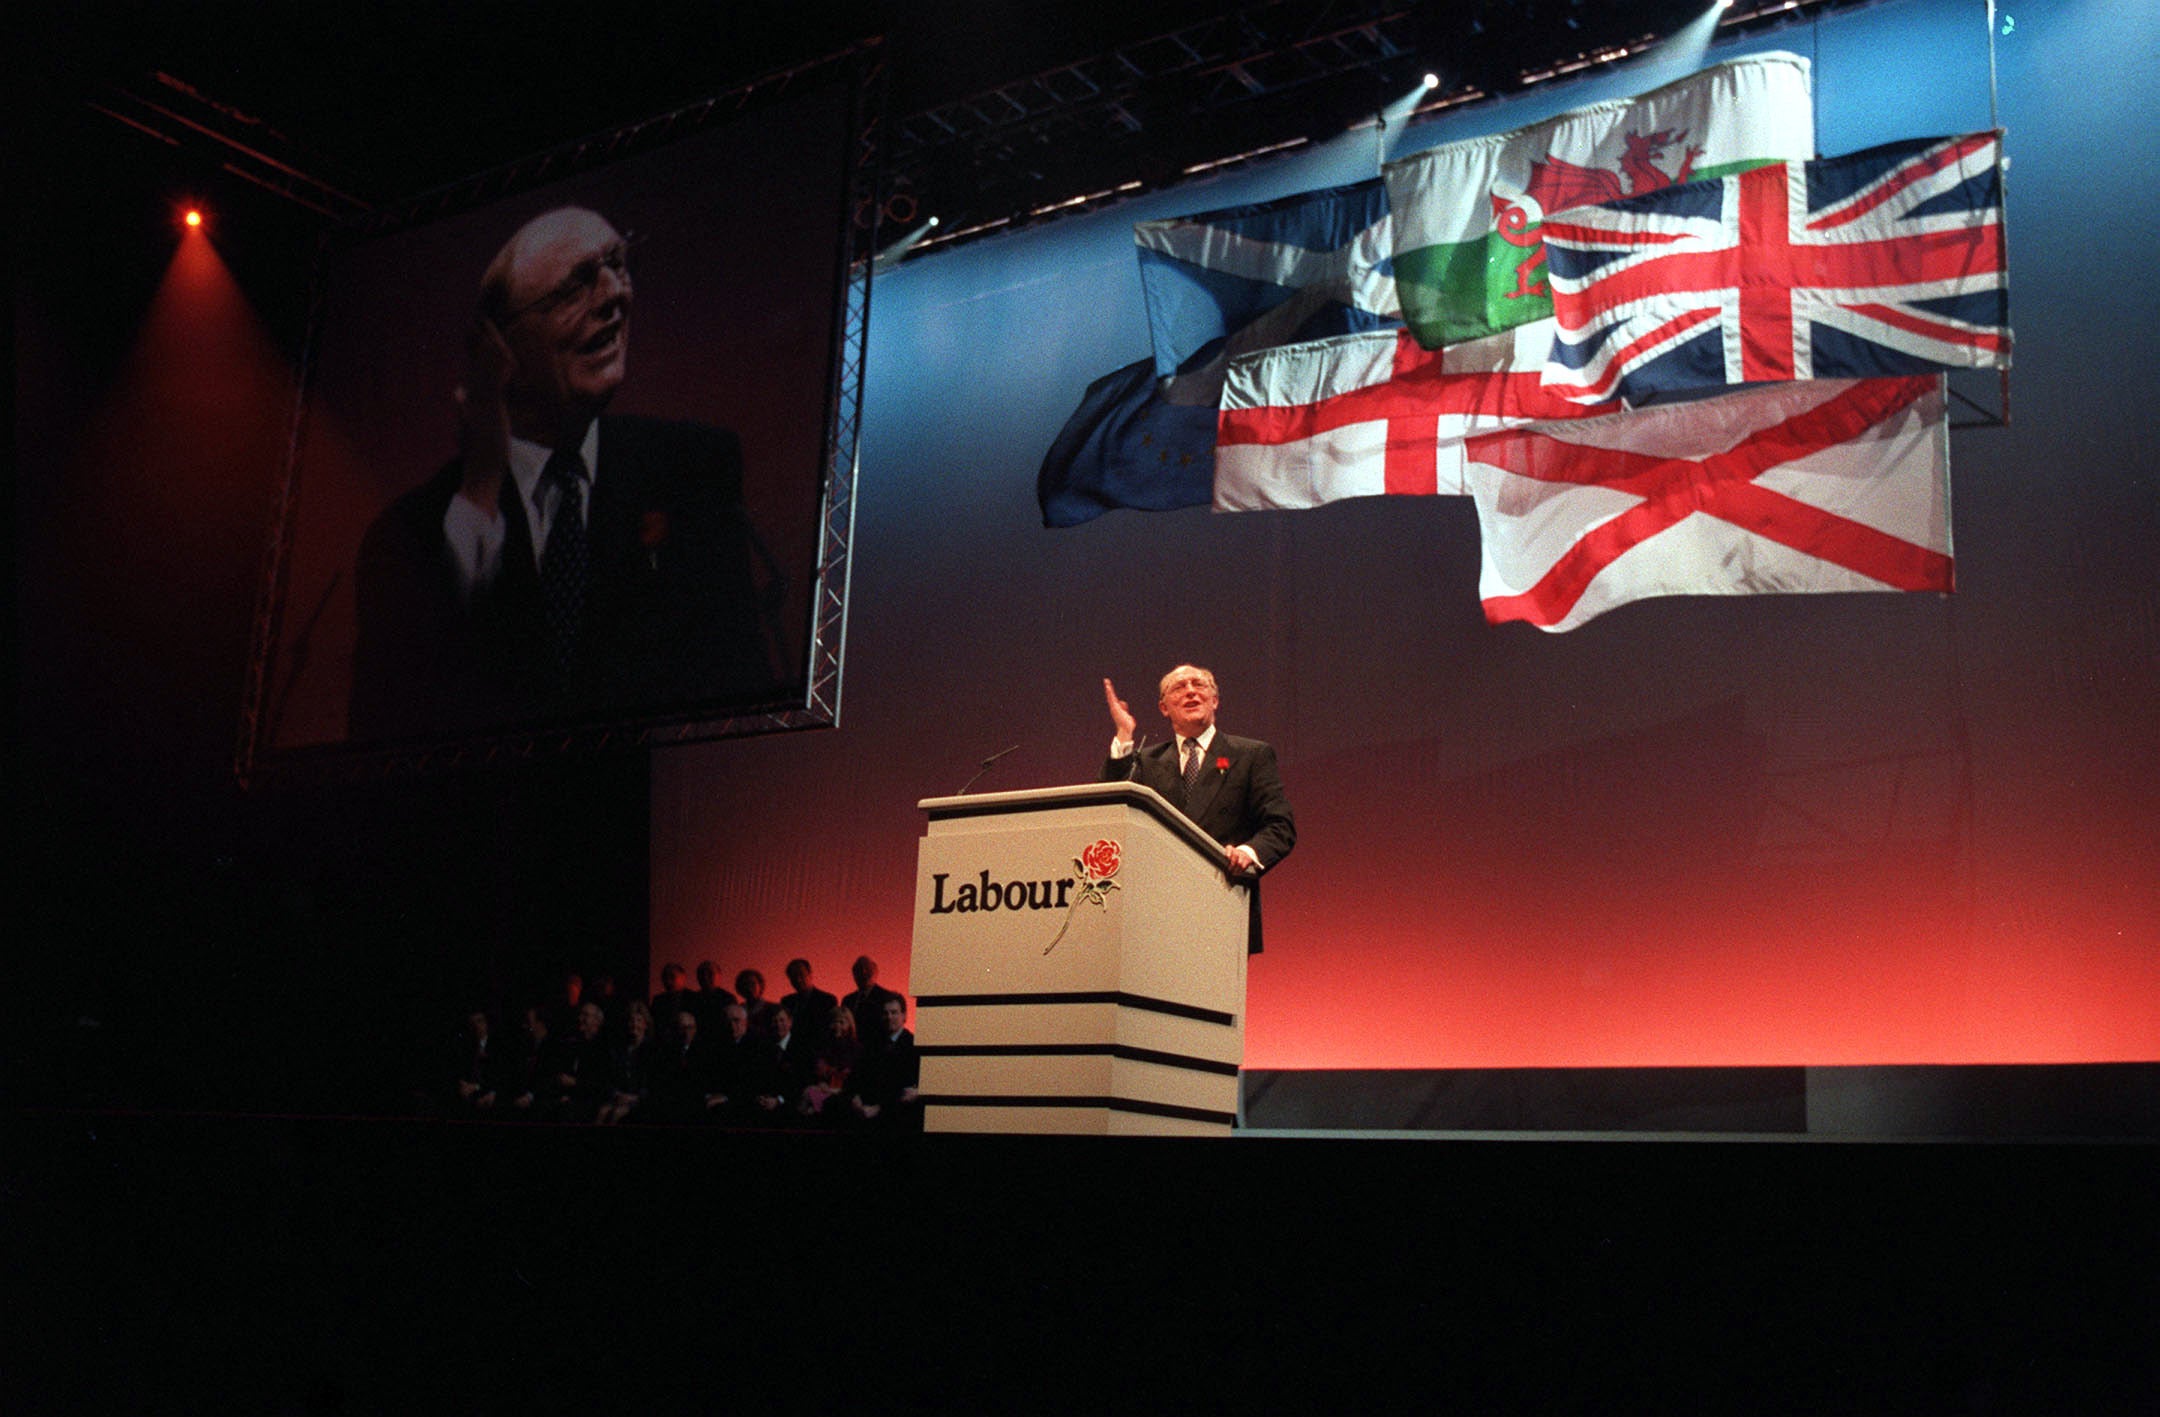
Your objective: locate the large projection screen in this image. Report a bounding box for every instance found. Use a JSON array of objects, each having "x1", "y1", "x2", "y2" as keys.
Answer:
[{"x1": 242, "y1": 54, "x2": 867, "y2": 771}]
